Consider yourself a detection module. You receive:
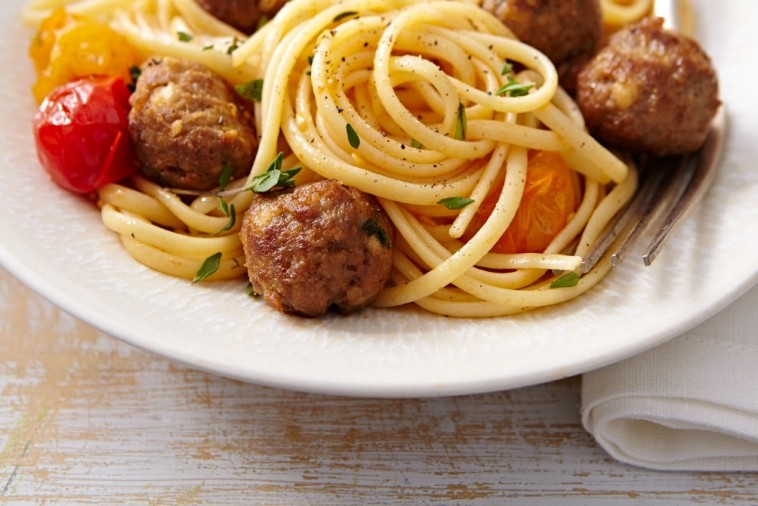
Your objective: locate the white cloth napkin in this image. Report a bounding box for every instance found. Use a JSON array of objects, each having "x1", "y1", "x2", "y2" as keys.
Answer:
[{"x1": 581, "y1": 283, "x2": 758, "y2": 471}]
